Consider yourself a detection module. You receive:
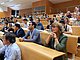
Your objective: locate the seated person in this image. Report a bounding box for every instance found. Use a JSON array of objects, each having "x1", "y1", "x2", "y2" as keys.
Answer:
[
  {"x1": 2, "y1": 22, "x2": 9, "y2": 32},
  {"x1": 8, "y1": 27, "x2": 14, "y2": 33},
  {"x1": 60, "y1": 19, "x2": 72, "y2": 34},
  {"x1": 22, "y1": 19, "x2": 28, "y2": 28},
  {"x1": 46, "y1": 18, "x2": 54, "y2": 31},
  {"x1": 45, "y1": 22, "x2": 68, "y2": 60},
  {"x1": 35, "y1": 18, "x2": 44, "y2": 30},
  {"x1": 19, "y1": 22, "x2": 41, "y2": 44},
  {"x1": 14, "y1": 24, "x2": 25, "y2": 38},
  {"x1": 0, "y1": 32, "x2": 21, "y2": 60}
]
